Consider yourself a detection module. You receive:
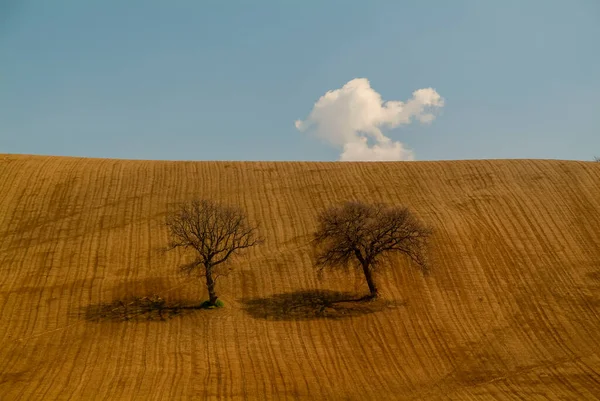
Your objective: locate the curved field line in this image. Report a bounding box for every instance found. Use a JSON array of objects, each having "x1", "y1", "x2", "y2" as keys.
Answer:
[{"x1": 0, "y1": 155, "x2": 599, "y2": 400}]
